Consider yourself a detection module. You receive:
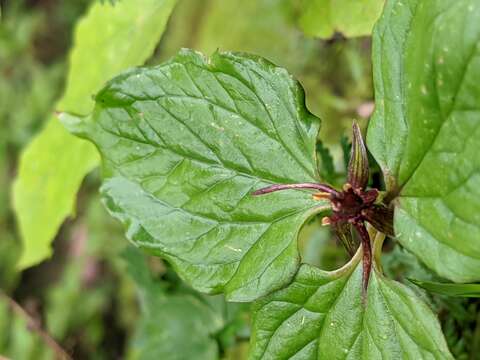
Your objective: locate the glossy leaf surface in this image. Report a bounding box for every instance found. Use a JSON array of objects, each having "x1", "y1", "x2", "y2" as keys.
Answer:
[
  {"x1": 367, "y1": 0, "x2": 480, "y2": 281},
  {"x1": 13, "y1": 0, "x2": 177, "y2": 268},
  {"x1": 250, "y1": 261, "x2": 453, "y2": 359},
  {"x1": 299, "y1": 0, "x2": 384, "y2": 39},
  {"x1": 80, "y1": 50, "x2": 326, "y2": 301},
  {"x1": 409, "y1": 279, "x2": 480, "y2": 298}
]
